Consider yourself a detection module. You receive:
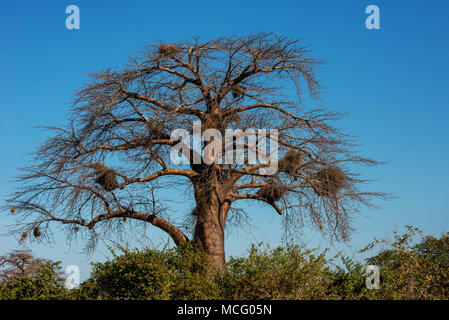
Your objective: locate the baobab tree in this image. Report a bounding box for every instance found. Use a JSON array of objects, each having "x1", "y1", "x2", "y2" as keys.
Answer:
[
  {"x1": 6, "y1": 33, "x2": 385, "y2": 271},
  {"x1": 0, "y1": 250, "x2": 44, "y2": 280}
]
